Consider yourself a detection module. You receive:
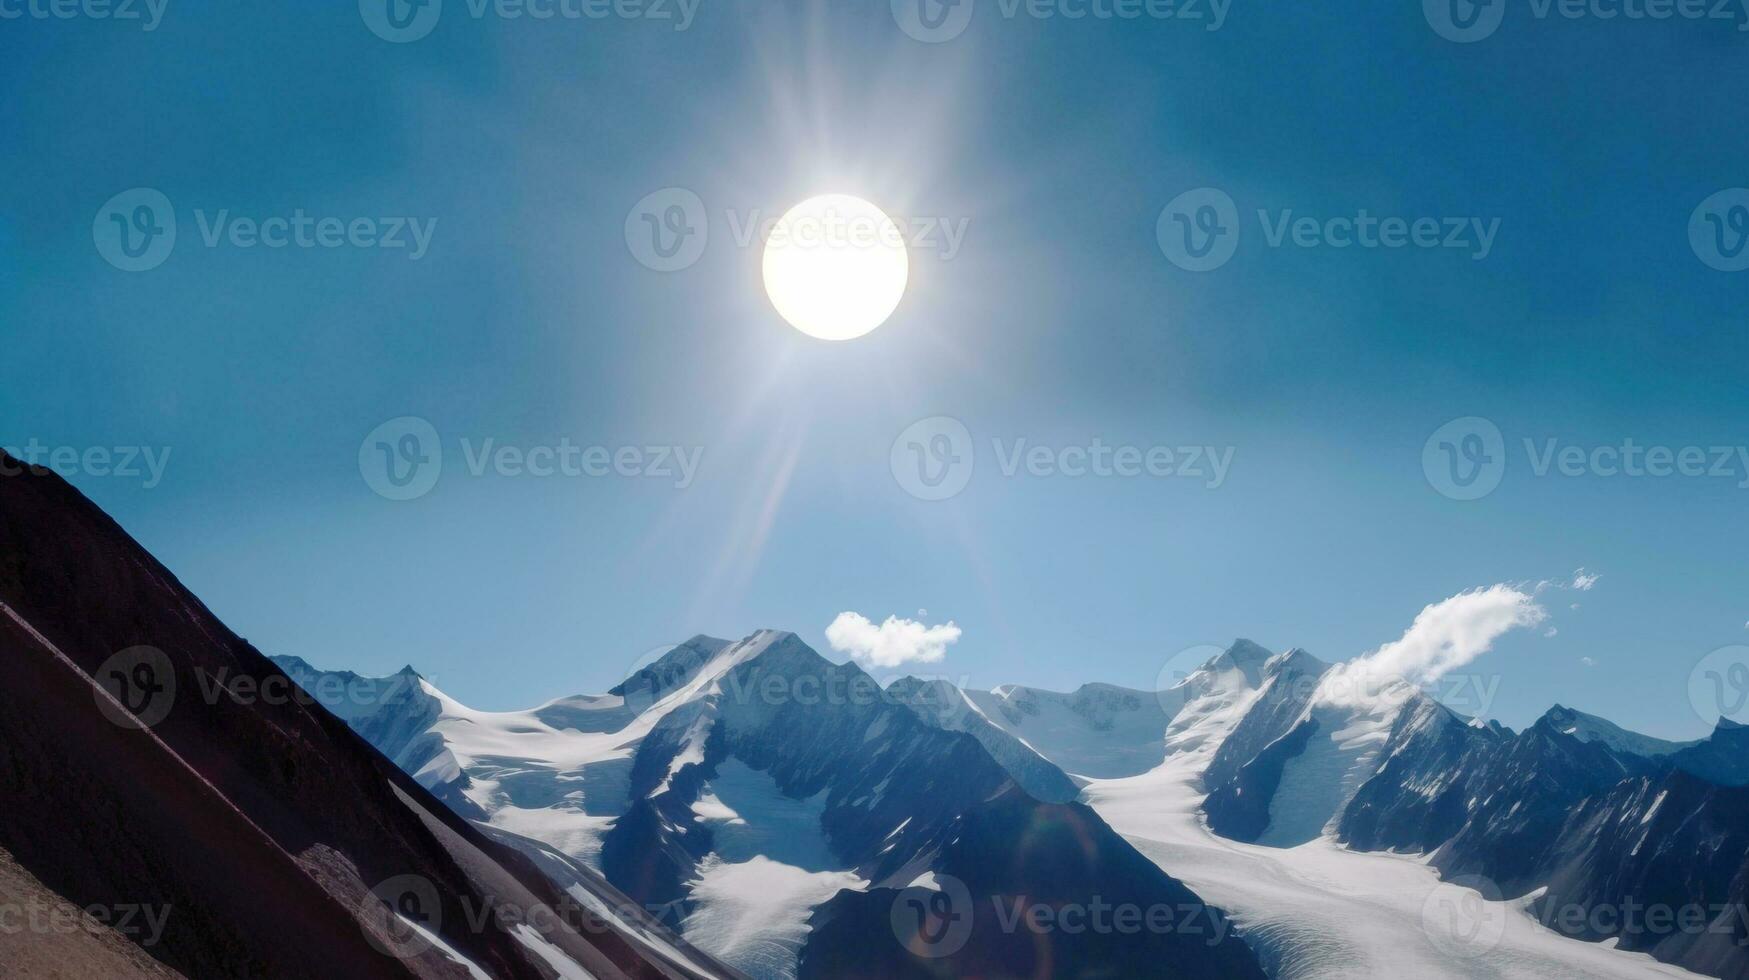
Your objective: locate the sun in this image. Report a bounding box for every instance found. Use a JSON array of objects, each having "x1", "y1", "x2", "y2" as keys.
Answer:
[{"x1": 762, "y1": 194, "x2": 909, "y2": 341}]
